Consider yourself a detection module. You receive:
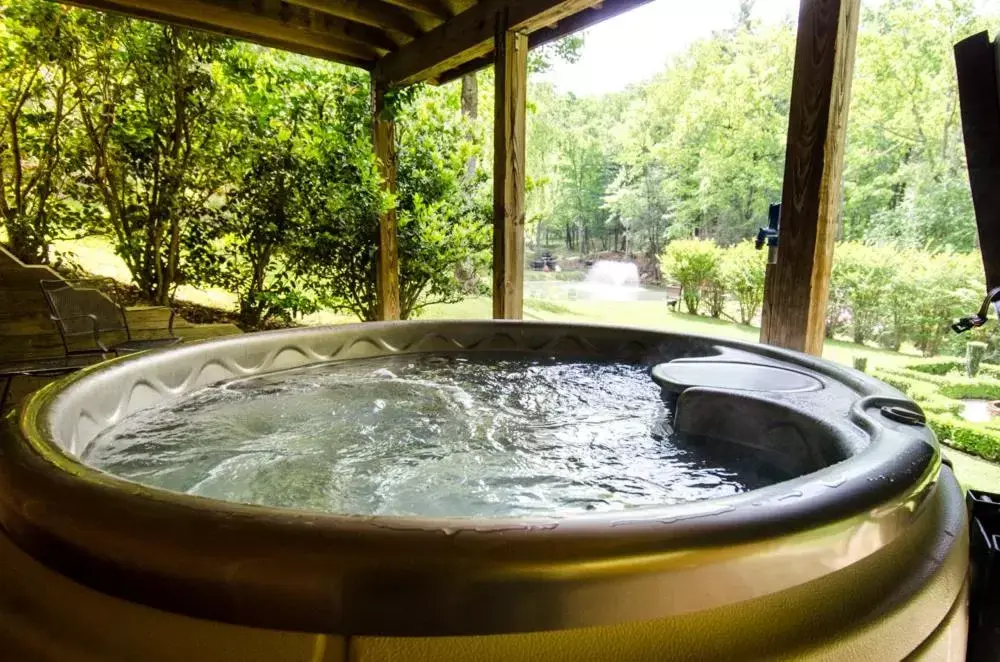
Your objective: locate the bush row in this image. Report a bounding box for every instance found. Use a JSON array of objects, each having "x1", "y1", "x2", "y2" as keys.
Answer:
[
  {"x1": 876, "y1": 366, "x2": 1000, "y2": 400},
  {"x1": 925, "y1": 415, "x2": 1000, "y2": 462},
  {"x1": 906, "y1": 358, "x2": 1000, "y2": 379},
  {"x1": 872, "y1": 365, "x2": 1000, "y2": 461},
  {"x1": 659, "y1": 240, "x2": 767, "y2": 324},
  {"x1": 827, "y1": 243, "x2": 984, "y2": 357},
  {"x1": 659, "y1": 239, "x2": 987, "y2": 357}
]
